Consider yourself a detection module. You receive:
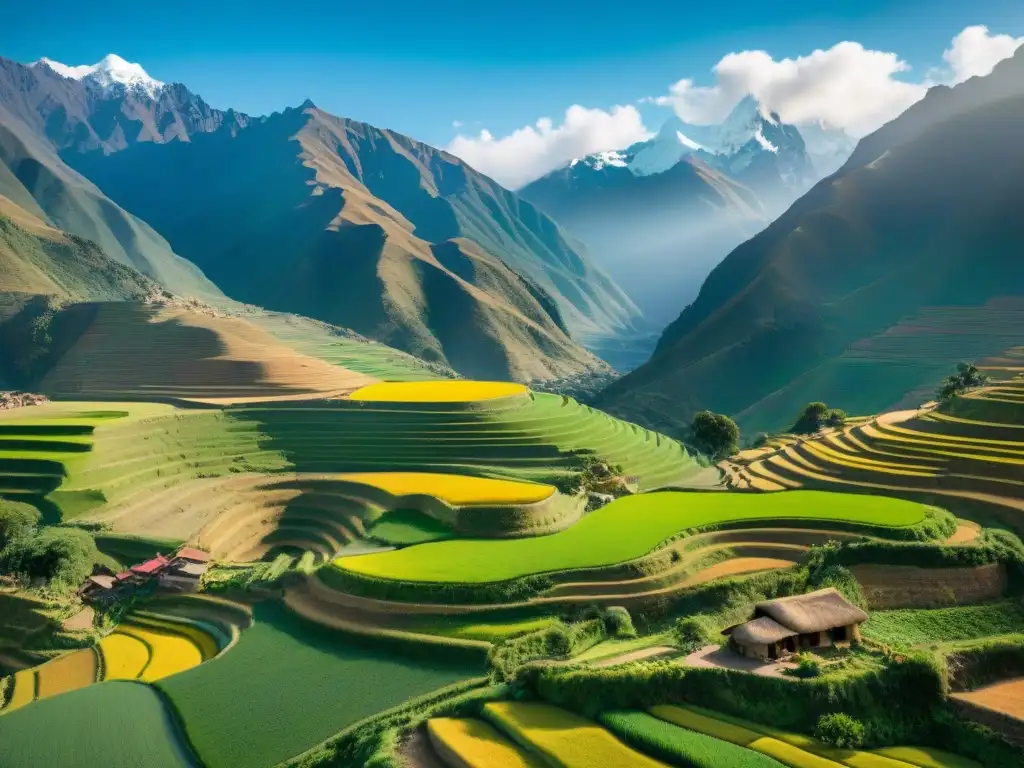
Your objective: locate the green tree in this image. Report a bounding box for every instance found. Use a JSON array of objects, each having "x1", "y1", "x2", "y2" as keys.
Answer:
[
  {"x1": 1, "y1": 527, "x2": 98, "y2": 586},
  {"x1": 690, "y1": 411, "x2": 740, "y2": 461},
  {"x1": 791, "y1": 402, "x2": 846, "y2": 434},
  {"x1": 937, "y1": 362, "x2": 990, "y2": 402},
  {"x1": 0, "y1": 500, "x2": 41, "y2": 550}
]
